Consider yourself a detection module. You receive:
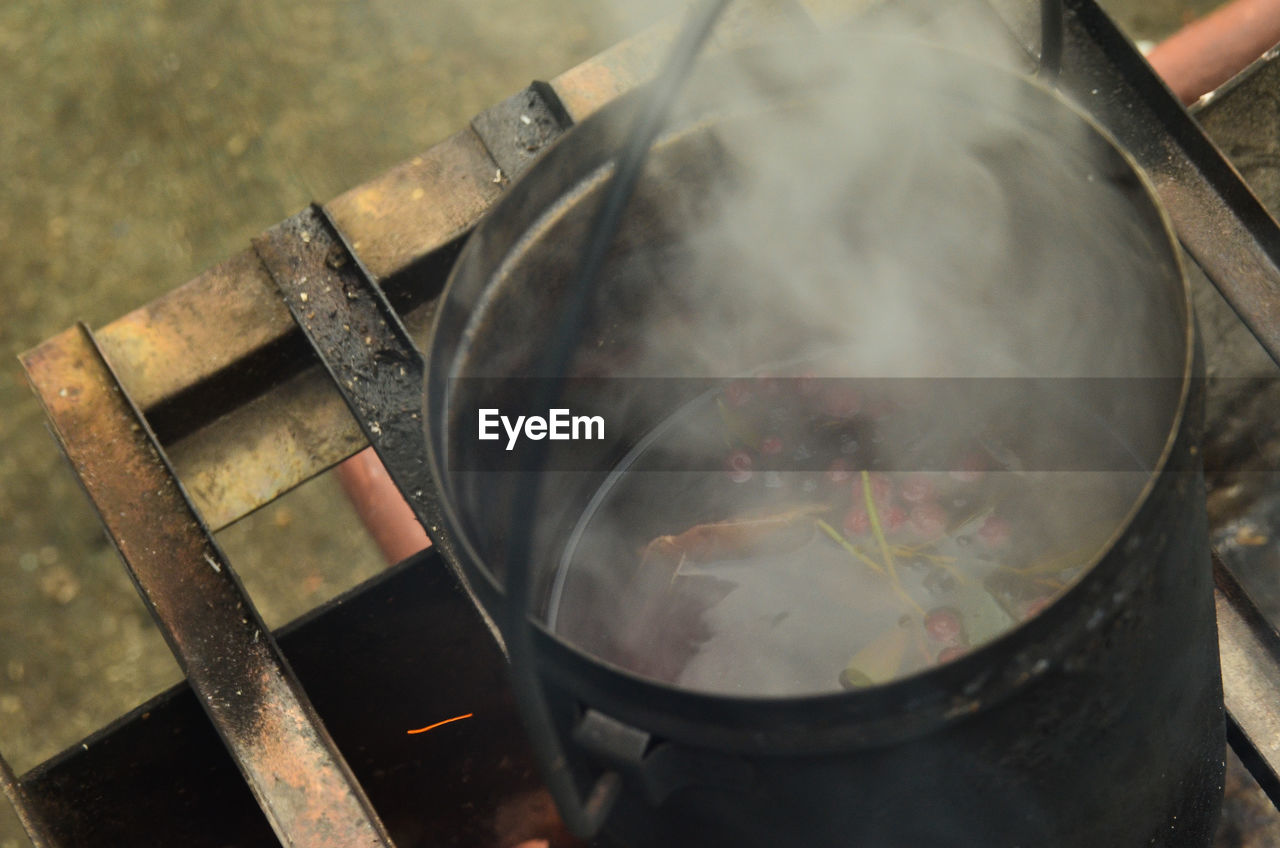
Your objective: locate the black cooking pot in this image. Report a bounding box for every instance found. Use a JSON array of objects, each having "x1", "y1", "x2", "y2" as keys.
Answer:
[{"x1": 423, "y1": 39, "x2": 1223, "y2": 847}]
